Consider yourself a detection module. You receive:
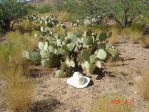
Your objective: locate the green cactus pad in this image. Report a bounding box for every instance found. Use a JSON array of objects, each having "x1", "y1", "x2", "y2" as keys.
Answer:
[
  {"x1": 84, "y1": 36, "x2": 93, "y2": 45},
  {"x1": 86, "y1": 29, "x2": 92, "y2": 36},
  {"x1": 74, "y1": 46, "x2": 79, "y2": 53},
  {"x1": 67, "y1": 43, "x2": 75, "y2": 51},
  {"x1": 48, "y1": 45, "x2": 54, "y2": 53},
  {"x1": 95, "y1": 49, "x2": 107, "y2": 60},
  {"x1": 105, "y1": 43, "x2": 113, "y2": 50},
  {"x1": 54, "y1": 49, "x2": 58, "y2": 55},
  {"x1": 60, "y1": 62, "x2": 67, "y2": 71},
  {"x1": 81, "y1": 61, "x2": 90, "y2": 73},
  {"x1": 107, "y1": 48, "x2": 119, "y2": 58},
  {"x1": 54, "y1": 70, "x2": 66, "y2": 78},
  {"x1": 56, "y1": 39, "x2": 62, "y2": 47},
  {"x1": 41, "y1": 59, "x2": 49, "y2": 67},
  {"x1": 90, "y1": 54, "x2": 97, "y2": 63},
  {"x1": 22, "y1": 50, "x2": 30, "y2": 60},
  {"x1": 43, "y1": 42, "x2": 49, "y2": 51},
  {"x1": 74, "y1": 30, "x2": 83, "y2": 37},
  {"x1": 96, "y1": 60, "x2": 102, "y2": 68},
  {"x1": 66, "y1": 58, "x2": 75, "y2": 67},
  {"x1": 31, "y1": 51, "x2": 41, "y2": 64},
  {"x1": 81, "y1": 61, "x2": 89, "y2": 68},
  {"x1": 96, "y1": 32, "x2": 109, "y2": 42},
  {"x1": 58, "y1": 48, "x2": 64, "y2": 55},
  {"x1": 40, "y1": 50, "x2": 49, "y2": 59},
  {"x1": 66, "y1": 32, "x2": 78, "y2": 42},
  {"x1": 38, "y1": 41, "x2": 44, "y2": 50},
  {"x1": 81, "y1": 49, "x2": 90, "y2": 61}
]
